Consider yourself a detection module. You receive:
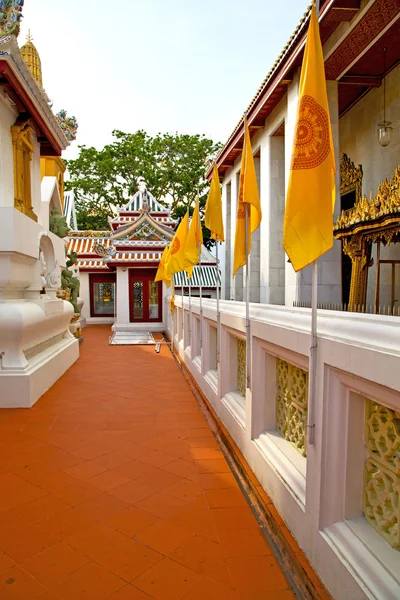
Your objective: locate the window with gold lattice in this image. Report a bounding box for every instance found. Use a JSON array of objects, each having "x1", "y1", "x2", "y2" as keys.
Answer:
[
  {"x1": 275, "y1": 359, "x2": 308, "y2": 457},
  {"x1": 363, "y1": 399, "x2": 400, "y2": 549},
  {"x1": 11, "y1": 120, "x2": 36, "y2": 222},
  {"x1": 237, "y1": 339, "x2": 246, "y2": 397}
]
